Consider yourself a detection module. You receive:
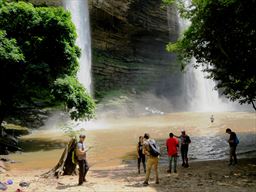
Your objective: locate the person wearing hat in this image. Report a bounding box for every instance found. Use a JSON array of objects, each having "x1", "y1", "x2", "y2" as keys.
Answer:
[
  {"x1": 175, "y1": 129, "x2": 191, "y2": 168},
  {"x1": 76, "y1": 134, "x2": 90, "y2": 185}
]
